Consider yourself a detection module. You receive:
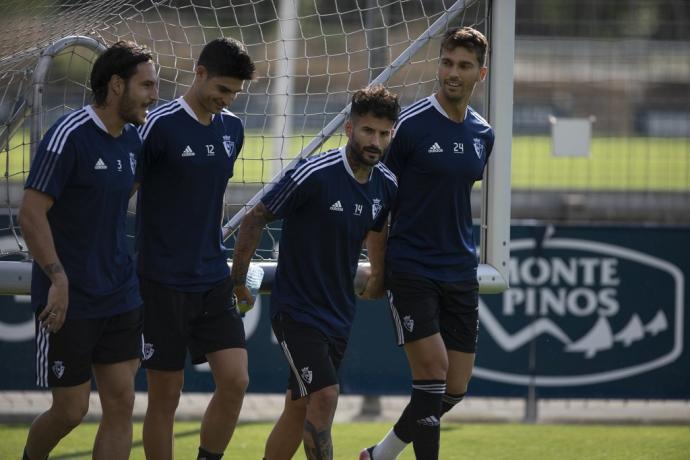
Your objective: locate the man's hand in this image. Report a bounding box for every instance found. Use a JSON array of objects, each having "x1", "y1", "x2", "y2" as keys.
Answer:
[
  {"x1": 39, "y1": 270, "x2": 68, "y2": 333},
  {"x1": 359, "y1": 272, "x2": 385, "y2": 299},
  {"x1": 233, "y1": 284, "x2": 255, "y2": 314}
]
